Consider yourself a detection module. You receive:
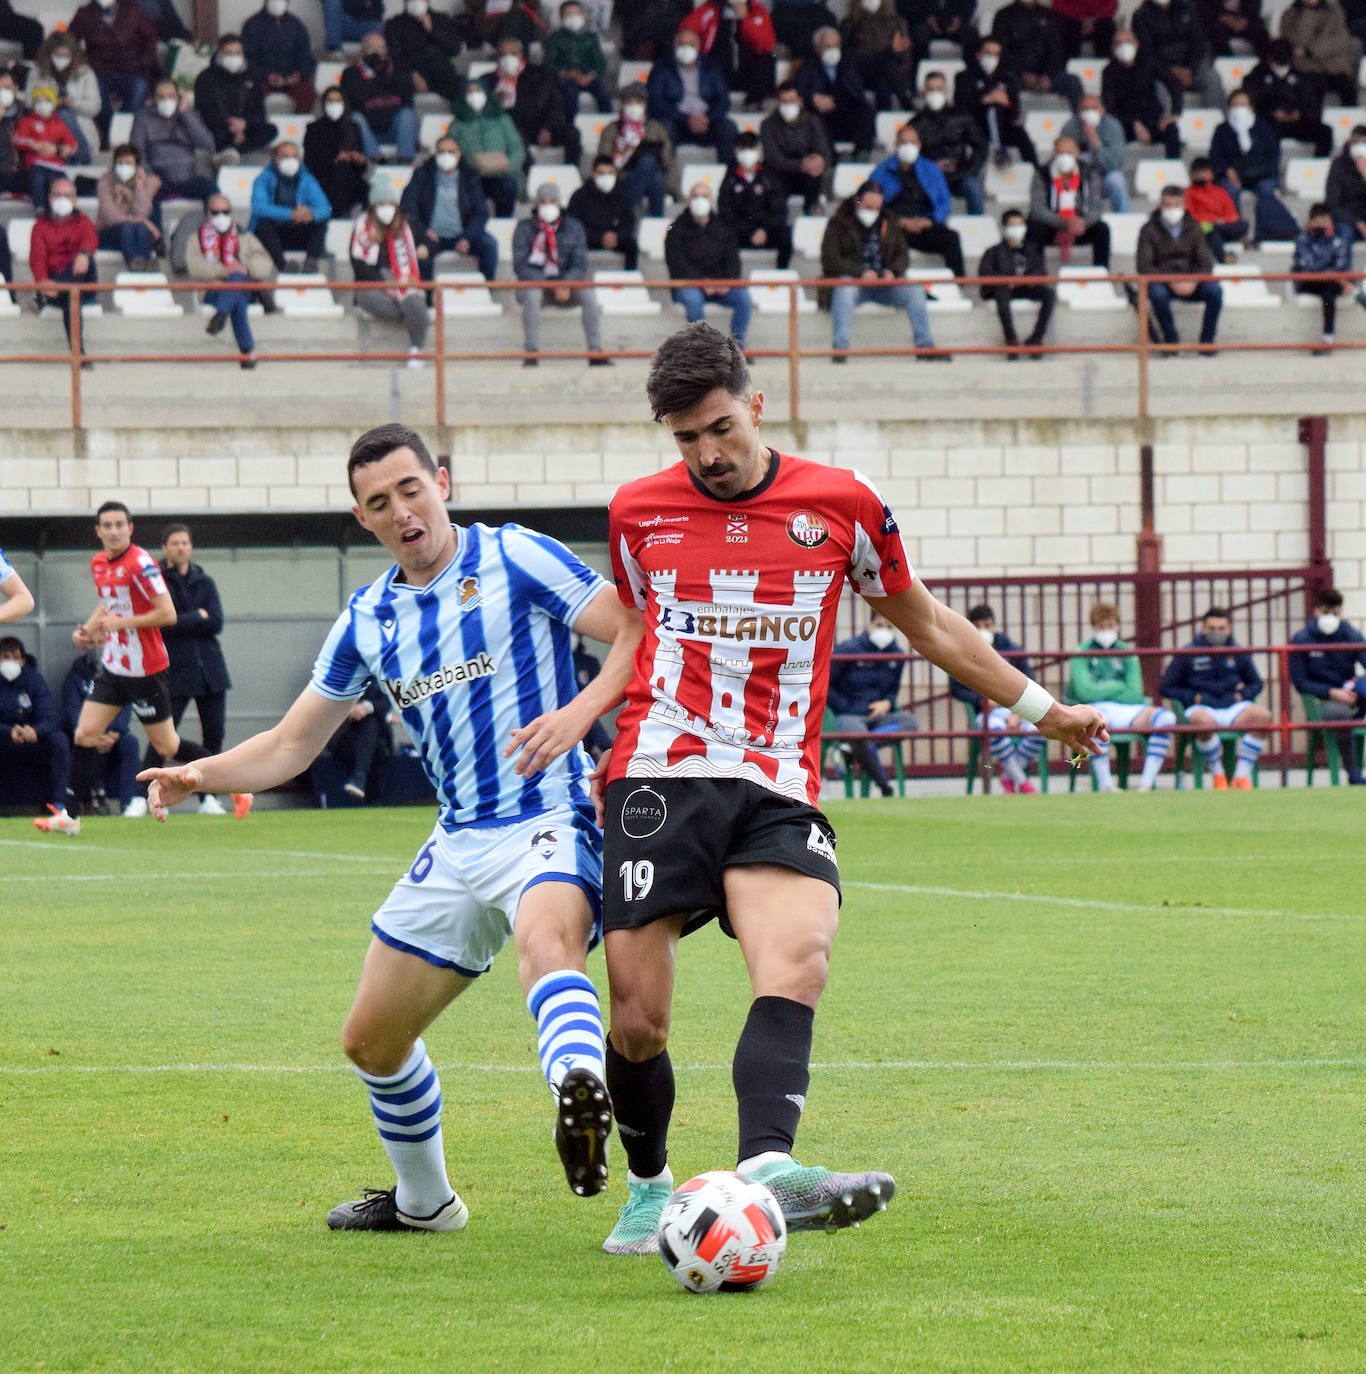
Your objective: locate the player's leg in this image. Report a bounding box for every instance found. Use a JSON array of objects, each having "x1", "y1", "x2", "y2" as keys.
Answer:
[
  {"x1": 144, "y1": 691, "x2": 253, "y2": 817},
  {"x1": 1231, "y1": 702, "x2": 1271, "y2": 787},
  {"x1": 1187, "y1": 705, "x2": 1225, "y2": 784},
  {"x1": 1136, "y1": 704, "x2": 1176, "y2": 790},
  {"x1": 36, "y1": 697, "x2": 121, "y2": 832},
  {"x1": 987, "y1": 705, "x2": 1027, "y2": 788}
]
